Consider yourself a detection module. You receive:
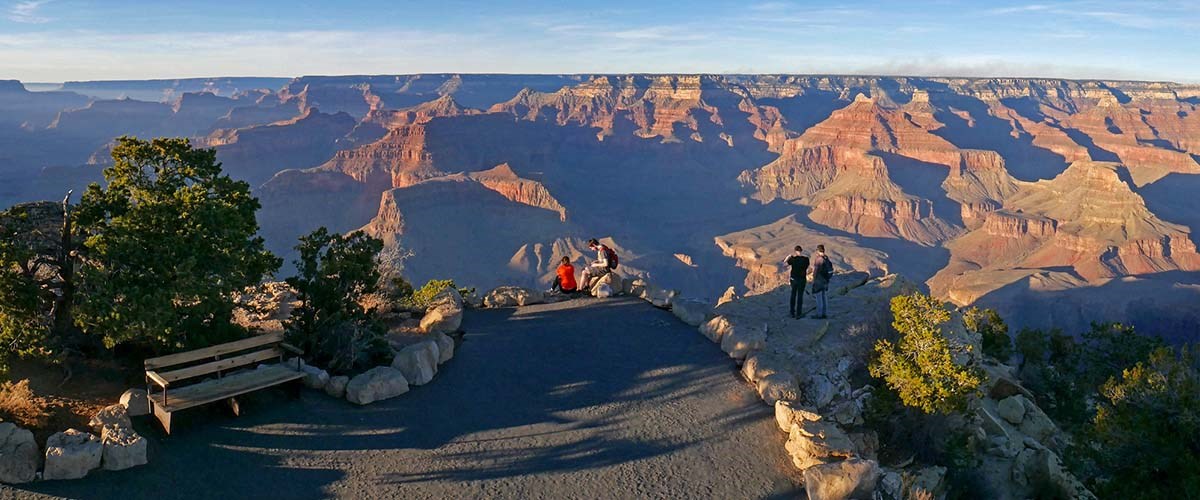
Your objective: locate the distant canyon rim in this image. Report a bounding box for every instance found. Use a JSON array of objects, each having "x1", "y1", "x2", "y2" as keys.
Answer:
[{"x1": 2, "y1": 74, "x2": 1199, "y2": 341}]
